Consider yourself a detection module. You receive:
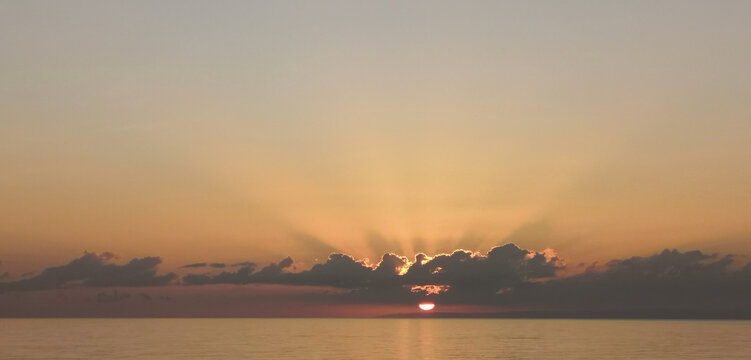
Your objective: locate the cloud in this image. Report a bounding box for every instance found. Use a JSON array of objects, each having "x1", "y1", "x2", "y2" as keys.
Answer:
[
  {"x1": 497, "y1": 249, "x2": 751, "y2": 313},
  {"x1": 181, "y1": 264, "x2": 256, "y2": 285},
  {"x1": 287, "y1": 253, "x2": 376, "y2": 288},
  {"x1": 180, "y1": 262, "x2": 227, "y2": 269},
  {"x1": 7, "y1": 246, "x2": 751, "y2": 317},
  {"x1": 397, "y1": 244, "x2": 560, "y2": 303},
  {"x1": 0, "y1": 252, "x2": 176, "y2": 293},
  {"x1": 180, "y1": 244, "x2": 562, "y2": 303},
  {"x1": 181, "y1": 262, "x2": 209, "y2": 268},
  {"x1": 177, "y1": 245, "x2": 751, "y2": 314},
  {"x1": 252, "y1": 257, "x2": 293, "y2": 280},
  {"x1": 230, "y1": 261, "x2": 255, "y2": 267},
  {"x1": 404, "y1": 244, "x2": 559, "y2": 288},
  {"x1": 98, "y1": 252, "x2": 118, "y2": 261},
  {"x1": 180, "y1": 257, "x2": 298, "y2": 285}
]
